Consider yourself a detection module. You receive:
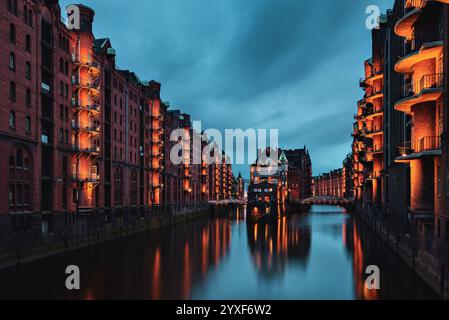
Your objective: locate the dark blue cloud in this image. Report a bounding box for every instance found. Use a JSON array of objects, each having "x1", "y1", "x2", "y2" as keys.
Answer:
[{"x1": 61, "y1": 0, "x2": 394, "y2": 178}]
